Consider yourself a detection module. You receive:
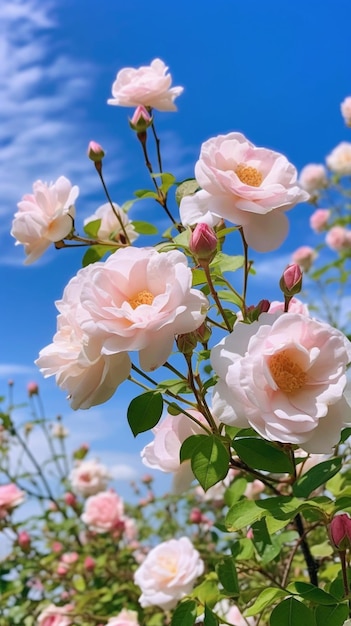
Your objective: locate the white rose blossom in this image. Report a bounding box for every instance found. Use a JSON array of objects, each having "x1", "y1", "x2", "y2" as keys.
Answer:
[
  {"x1": 211, "y1": 312, "x2": 351, "y2": 453},
  {"x1": 108, "y1": 58, "x2": 183, "y2": 112},
  {"x1": 326, "y1": 142, "x2": 351, "y2": 176},
  {"x1": 84, "y1": 202, "x2": 138, "y2": 245},
  {"x1": 134, "y1": 536, "x2": 204, "y2": 610},
  {"x1": 180, "y1": 132, "x2": 309, "y2": 252},
  {"x1": 11, "y1": 176, "x2": 78, "y2": 264},
  {"x1": 69, "y1": 459, "x2": 111, "y2": 497}
]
